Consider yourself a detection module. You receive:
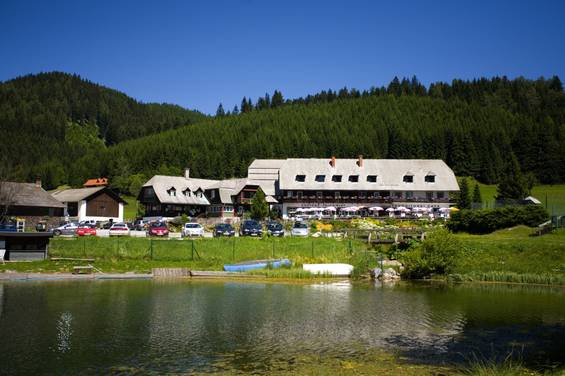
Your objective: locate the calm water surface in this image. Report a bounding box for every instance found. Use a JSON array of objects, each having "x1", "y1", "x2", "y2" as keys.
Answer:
[{"x1": 0, "y1": 279, "x2": 564, "y2": 375}]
